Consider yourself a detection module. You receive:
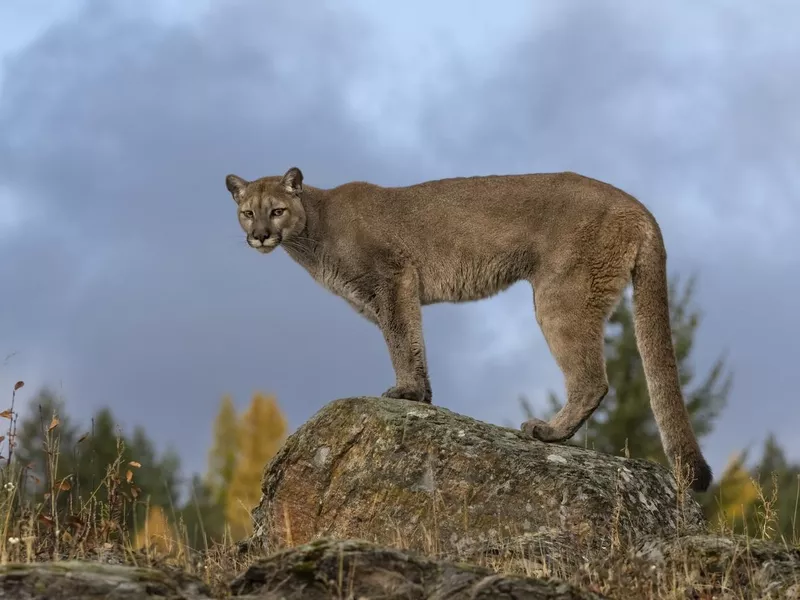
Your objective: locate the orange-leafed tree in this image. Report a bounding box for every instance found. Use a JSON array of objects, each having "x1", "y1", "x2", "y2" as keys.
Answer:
[
  {"x1": 206, "y1": 394, "x2": 240, "y2": 507},
  {"x1": 704, "y1": 451, "x2": 759, "y2": 531},
  {"x1": 225, "y1": 392, "x2": 287, "y2": 540},
  {"x1": 134, "y1": 505, "x2": 179, "y2": 553}
]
